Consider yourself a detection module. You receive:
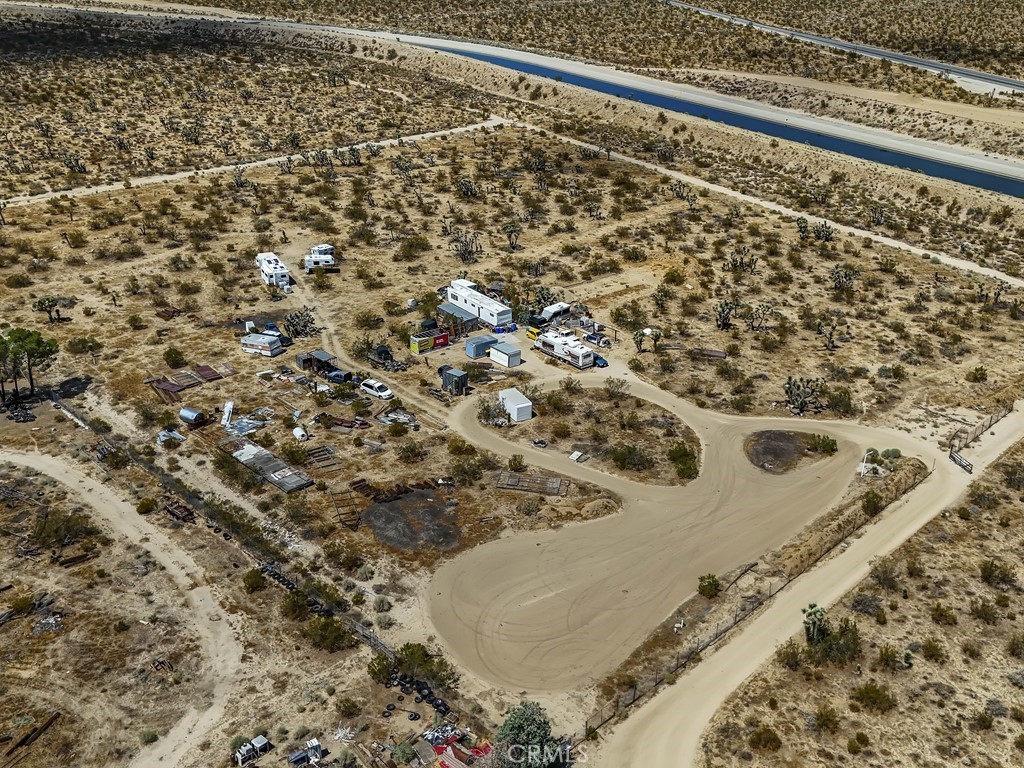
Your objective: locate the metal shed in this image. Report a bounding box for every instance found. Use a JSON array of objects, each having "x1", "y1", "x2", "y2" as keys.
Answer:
[
  {"x1": 498, "y1": 388, "x2": 533, "y2": 422},
  {"x1": 439, "y1": 365, "x2": 469, "y2": 396},
  {"x1": 488, "y1": 342, "x2": 522, "y2": 368},
  {"x1": 465, "y1": 334, "x2": 498, "y2": 359},
  {"x1": 178, "y1": 407, "x2": 207, "y2": 427}
]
